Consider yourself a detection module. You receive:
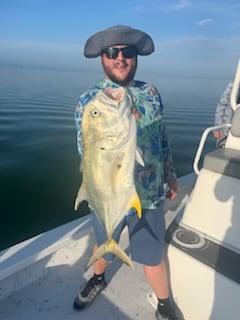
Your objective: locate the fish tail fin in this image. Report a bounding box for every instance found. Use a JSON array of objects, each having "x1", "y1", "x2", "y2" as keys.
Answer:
[
  {"x1": 86, "y1": 239, "x2": 134, "y2": 271},
  {"x1": 129, "y1": 191, "x2": 142, "y2": 218}
]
